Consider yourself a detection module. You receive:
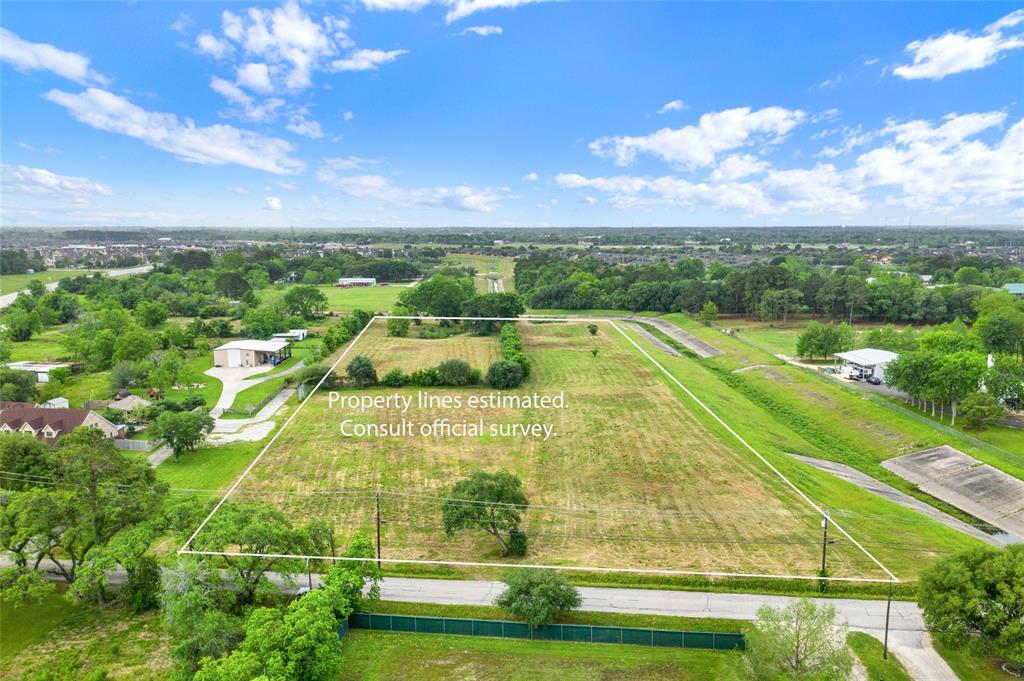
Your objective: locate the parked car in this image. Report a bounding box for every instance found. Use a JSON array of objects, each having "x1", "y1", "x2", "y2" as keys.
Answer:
[{"x1": 866, "y1": 376, "x2": 882, "y2": 385}]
